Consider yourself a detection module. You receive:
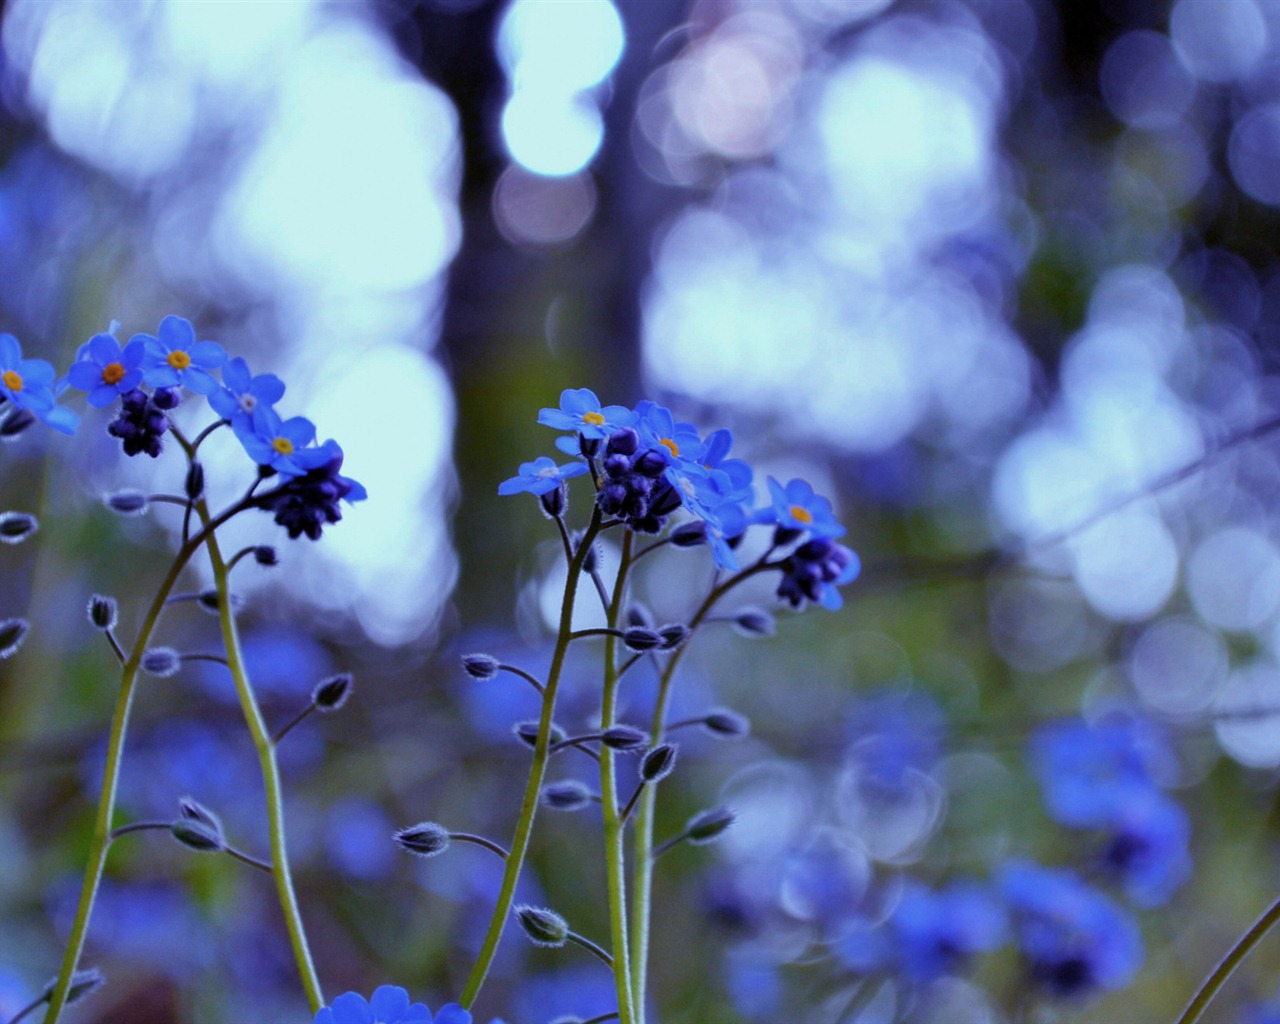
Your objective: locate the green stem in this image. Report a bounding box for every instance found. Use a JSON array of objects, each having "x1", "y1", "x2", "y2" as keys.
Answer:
[
  {"x1": 1175, "y1": 892, "x2": 1280, "y2": 1024},
  {"x1": 44, "y1": 527, "x2": 213, "y2": 1021},
  {"x1": 460, "y1": 510, "x2": 602, "y2": 1009},
  {"x1": 201, "y1": 515, "x2": 324, "y2": 1012},
  {"x1": 601, "y1": 531, "x2": 637, "y2": 1024},
  {"x1": 628, "y1": 563, "x2": 772, "y2": 1017}
]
